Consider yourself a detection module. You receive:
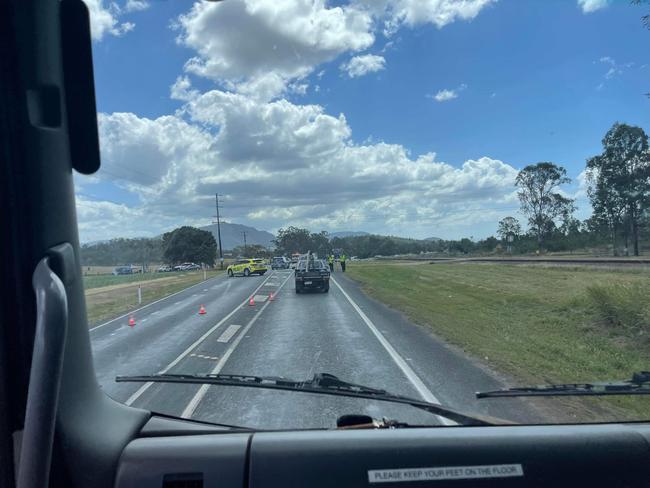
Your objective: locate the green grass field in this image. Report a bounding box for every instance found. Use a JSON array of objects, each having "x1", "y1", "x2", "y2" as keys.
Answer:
[
  {"x1": 83, "y1": 270, "x2": 216, "y2": 289},
  {"x1": 347, "y1": 262, "x2": 650, "y2": 422}
]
